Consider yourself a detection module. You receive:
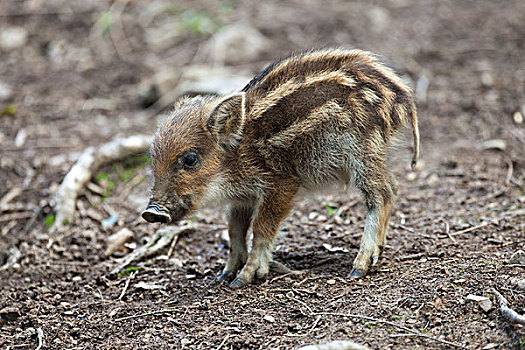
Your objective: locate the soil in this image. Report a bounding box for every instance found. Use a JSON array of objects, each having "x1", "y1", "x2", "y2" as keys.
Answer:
[{"x1": 1, "y1": 0, "x2": 524, "y2": 349}]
